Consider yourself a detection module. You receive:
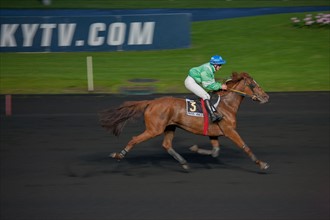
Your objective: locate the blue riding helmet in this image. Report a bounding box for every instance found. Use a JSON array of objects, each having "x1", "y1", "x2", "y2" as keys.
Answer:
[{"x1": 210, "y1": 55, "x2": 226, "y2": 65}]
